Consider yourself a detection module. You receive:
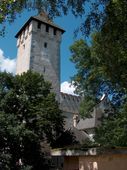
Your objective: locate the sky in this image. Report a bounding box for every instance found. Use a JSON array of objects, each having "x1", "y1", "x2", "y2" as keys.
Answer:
[{"x1": 0, "y1": 10, "x2": 83, "y2": 95}]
